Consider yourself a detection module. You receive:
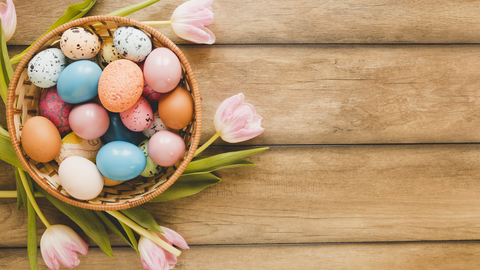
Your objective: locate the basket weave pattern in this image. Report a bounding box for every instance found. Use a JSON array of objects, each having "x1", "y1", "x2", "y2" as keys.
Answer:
[{"x1": 6, "y1": 16, "x2": 202, "y2": 211}]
